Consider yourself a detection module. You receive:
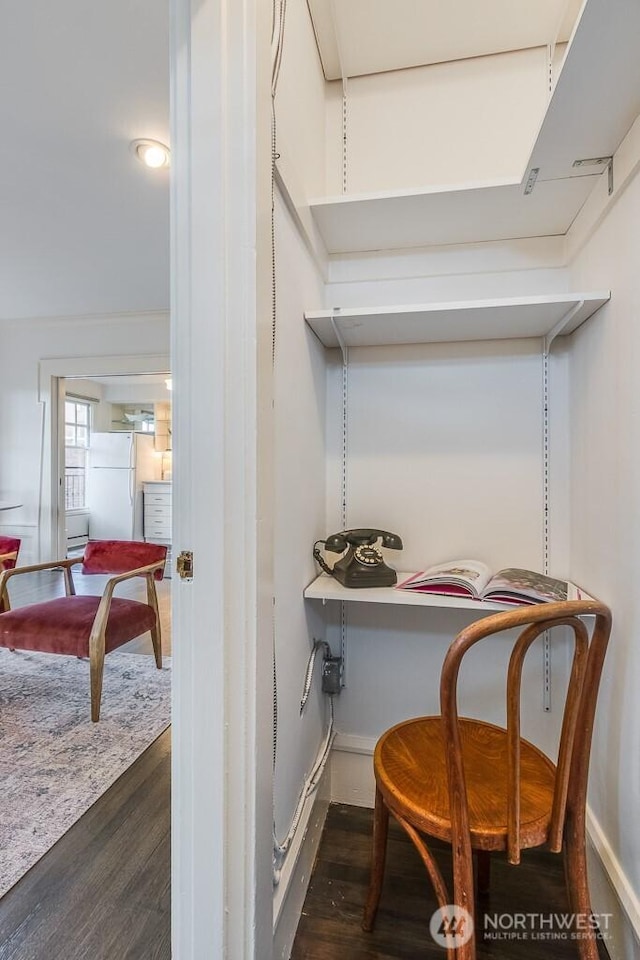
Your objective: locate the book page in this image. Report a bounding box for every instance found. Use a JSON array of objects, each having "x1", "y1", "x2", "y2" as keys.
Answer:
[
  {"x1": 398, "y1": 559, "x2": 492, "y2": 597},
  {"x1": 482, "y1": 568, "x2": 569, "y2": 604}
]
